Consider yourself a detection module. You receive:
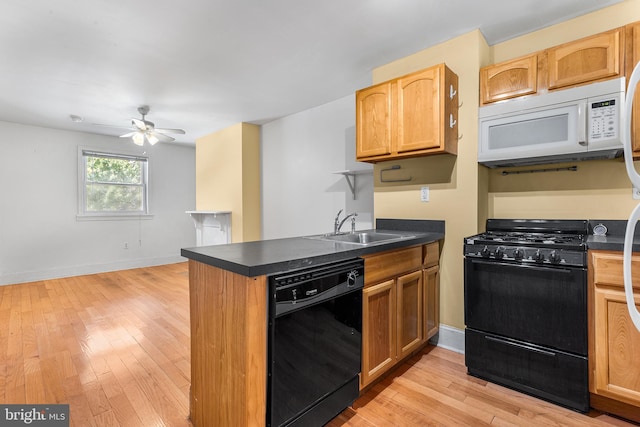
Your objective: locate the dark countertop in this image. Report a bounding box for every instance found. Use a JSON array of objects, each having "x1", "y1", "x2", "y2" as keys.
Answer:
[
  {"x1": 587, "y1": 219, "x2": 640, "y2": 252},
  {"x1": 180, "y1": 219, "x2": 444, "y2": 277}
]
